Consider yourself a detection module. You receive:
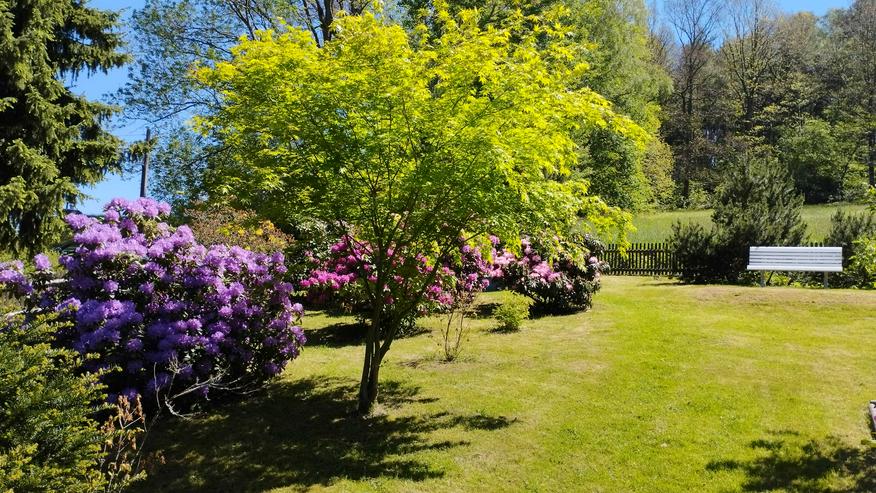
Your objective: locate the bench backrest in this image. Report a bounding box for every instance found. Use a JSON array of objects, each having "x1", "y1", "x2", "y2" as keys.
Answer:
[{"x1": 747, "y1": 246, "x2": 843, "y2": 272}]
